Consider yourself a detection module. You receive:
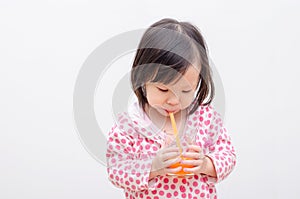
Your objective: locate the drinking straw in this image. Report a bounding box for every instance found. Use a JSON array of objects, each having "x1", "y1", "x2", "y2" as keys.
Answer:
[{"x1": 169, "y1": 112, "x2": 182, "y2": 154}]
